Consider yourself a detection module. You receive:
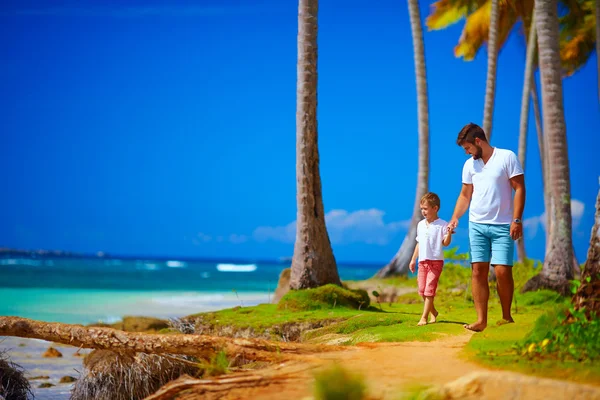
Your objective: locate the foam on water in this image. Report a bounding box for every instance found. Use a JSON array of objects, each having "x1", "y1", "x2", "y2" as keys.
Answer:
[{"x1": 216, "y1": 263, "x2": 257, "y2": 272}]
